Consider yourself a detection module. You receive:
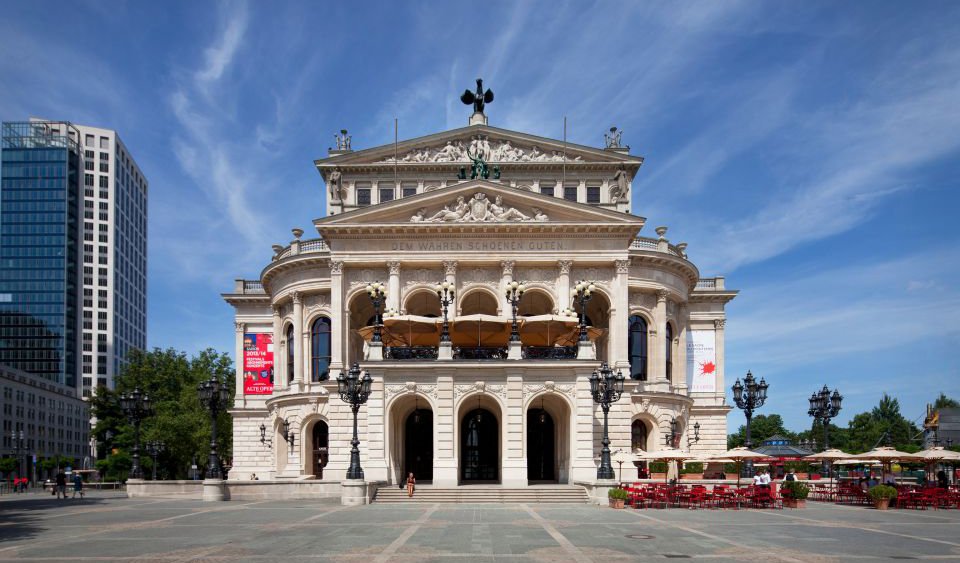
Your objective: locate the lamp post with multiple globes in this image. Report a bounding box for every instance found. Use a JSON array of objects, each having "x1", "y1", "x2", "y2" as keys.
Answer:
[
  {"x1": 589, "y1": 362, "x2": 625, "y2": 480},
  {"x1": 436, "y1": 281, "x2": 455, "y2": 343},
  {"x1": 120, "y1": 387, "x2": 153, "y2": 480},
  {"x1": 337, "y1": 363, "x2": 373, "y2": 480},
  {"x1": 365, "y1": 282, "x2": 387, "y2": 343},
  {"x1": 197, "y1": 376, "x2": 230, "y2": 479},
  {"x1": 731, "y1": 370, "x2": 768, "y2": 477}
]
